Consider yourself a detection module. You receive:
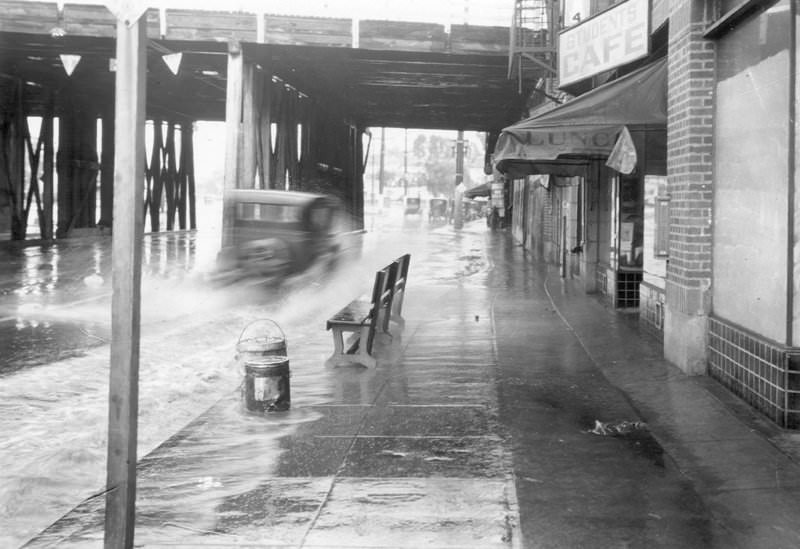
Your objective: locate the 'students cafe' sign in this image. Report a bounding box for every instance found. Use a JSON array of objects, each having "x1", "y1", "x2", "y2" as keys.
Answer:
[{"x1": 558, "y1": 0, "x2": 650, "y2": 87}]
